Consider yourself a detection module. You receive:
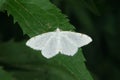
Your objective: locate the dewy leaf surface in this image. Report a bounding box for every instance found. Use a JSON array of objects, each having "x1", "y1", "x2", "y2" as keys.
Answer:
[{"x1": 1, "y1": 0, "x2": 93, "y2": 80}]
